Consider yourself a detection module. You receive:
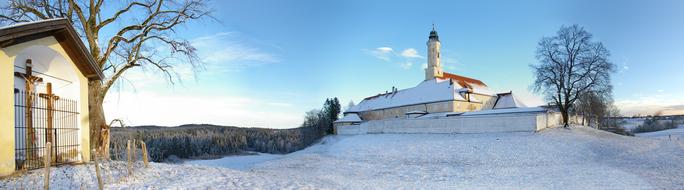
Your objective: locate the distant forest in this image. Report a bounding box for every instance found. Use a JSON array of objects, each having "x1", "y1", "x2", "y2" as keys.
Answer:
[{"x1": 110, "y1": 98, "x2": 341, "y2": 162}]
